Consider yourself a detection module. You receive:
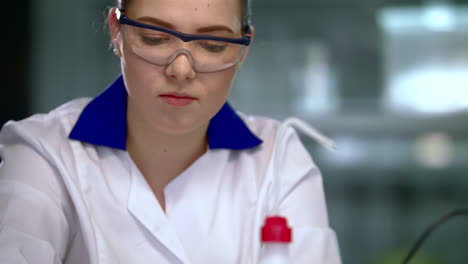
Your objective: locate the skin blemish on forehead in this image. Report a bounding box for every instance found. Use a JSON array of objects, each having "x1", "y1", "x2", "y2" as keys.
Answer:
[{"x1": 194, "y1": 7, "x2": 198, "y2": 11}]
